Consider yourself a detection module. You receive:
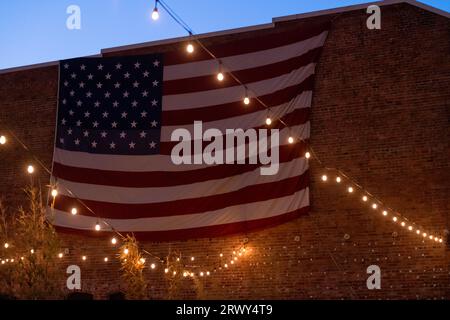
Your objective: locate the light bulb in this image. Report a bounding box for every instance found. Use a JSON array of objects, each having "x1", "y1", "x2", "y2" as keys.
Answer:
[
  {"x1": 348, "y1": 187, "x2": 354, "y2": 193},
  {"x1": 243, "y1": 97, "x2": 250, "y2": 105},
  {"x1": 71, "y1": 207, "x2": 77, "y2": 215},
  {"x1": 408, "y1": 226, "x2": 413, "y2": 231},
  {"x1": 429, "y1": 235, "x2": 433, "y2": 240},
  {"x1": 58, "y1": 253, "x2": 63, "y2": 258},
  {"x1": 288, "y1": 136, "x2": 294, "y2": 144},
  {"x1": 151, "y1": 263, "x2": 156, "y2": 269},
  {"x1": 173, "y1": 271, "x2": 177, "y2": 276},
  {"x1": 401, "y1": 222, "x2": 406, "y2": 227},
  {"x1": 217, "y1": 72, "x2": 224, "y2": 81},
  {"x1": 27, "y1": 165, "x2": 34, "y2": 174},
  {"x1": 393, "y1": 217, "x2": 398, "y2": 222},
  {"x1": 382, "y1": 210, "x2": 388, "y2": 216},
  {"x1": 4, "y1": 243, "x2": 8, "y2": 249},
  {"x1": 219, "y1": 253, "x2": 223, "y2": 257},
  {"x1": 82, "y1": 256, "x2": 86, "y2": 261},
  {"x1": 139, "y1": 258, "x2": 146, "y2": 264},
  {"x1": 123, "y1": 248, "x2": 129, "y2": 255},
  {"x1": 51, "y1": 189, "x2": 58, "y2": 197},
  {"x1": 422, "y1": 233, "x2": 427, "y2": 237},
  {"x1": 372, "y1": 203, "x2": 377, "y2": 209},
  {"x1": 104, "y1": 257, "x2": 108, "y2": 262},
  {"x1": 111, "y1": 237, "x2": 117, "y2": 245},
  {"x1": 200, "y1": 272, "x2": 204, "y2": 277},
  {"x1": 265, "y1": 117, "x2": 272, "y2": 126},
  {"x1": 439, "y1": 238, "x2": 443, "y2": 243},
  {"x1": 206, "y1": 271, "x2": 210, "y2": 276},
  {"x1": 191, "y1": 257, "x2": 195, "y2": 261},
  {"x1": 164, "y1": 268, "x2": 169, "y2": 273},
  {"x1": 183, "y1": 271, "x2": 188, "y2": 277},
  {"x1": 434, "y1": 237, "x2": 438, "y2": 242},
  {"x1": 0, "y1": 135, "x2": 6, "y2": 145},
  {"x1": 416, "y1": 230, "x2": 420, "y2": 234},
  {"x1": 362, "y1": 196, "x2": 368, "y2": 202},
  {"x1": 151, "y1": 8, "x2": 159, "y2": 20},
  {"x1": 305, "y1": 152, "x2": 311, "y2": 159},
  {"x1": 95, "y1": 223, "x2": 101, "y2": 231},
  {"x1": 186, "y1": 43, "x2": 194, "y2": 53},
  {"x1": 336, "y1": 177, "x2": 341, "y2": 183},
  {"x1": 224, "y1": 263, "x2": 228, "y2": 268},
  {"x1": 230, "y1": 260, "x2": 234, "y2": 264},
  {"x1": 30, "y1": 249, "x2": 34, "y2": 254}
]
